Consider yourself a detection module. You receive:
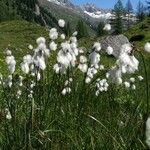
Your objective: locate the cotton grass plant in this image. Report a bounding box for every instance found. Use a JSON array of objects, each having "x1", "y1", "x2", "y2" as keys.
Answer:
[{"x1": 0, "y1": 19, "x2": 149, "y2": 149}]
